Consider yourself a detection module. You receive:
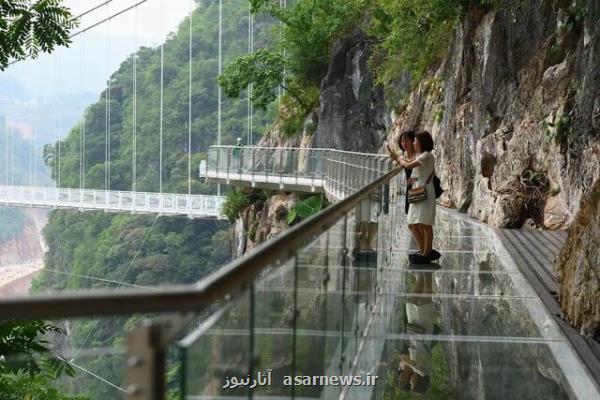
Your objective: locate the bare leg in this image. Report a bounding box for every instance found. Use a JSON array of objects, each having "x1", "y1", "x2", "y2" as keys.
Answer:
[
  {"x1": 408, "y1": 224, "x2": 424, "y2": 254},
  {"x1": 422, "y1": 224, "x2": 433, "y2": 256}
]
